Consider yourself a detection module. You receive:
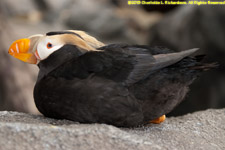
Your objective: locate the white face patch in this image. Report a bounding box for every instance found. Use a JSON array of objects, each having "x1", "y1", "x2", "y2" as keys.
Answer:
[{"x1": 36, "y1": 36, "x2": 64, "y2": 60}]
